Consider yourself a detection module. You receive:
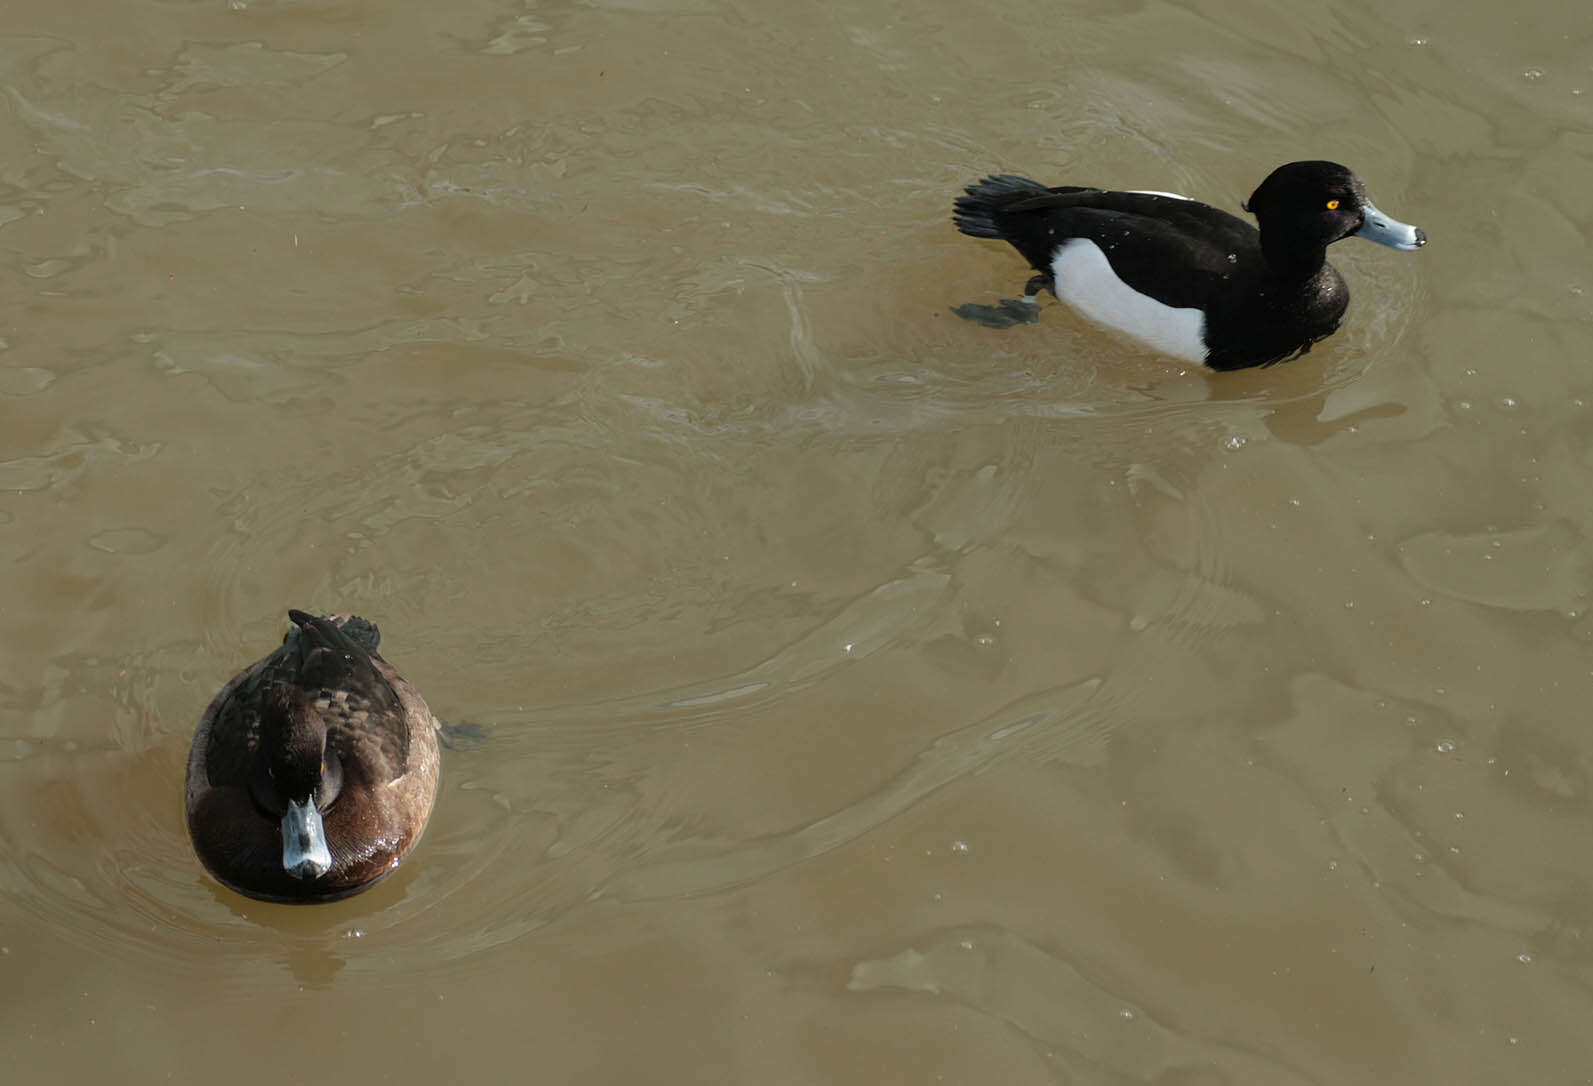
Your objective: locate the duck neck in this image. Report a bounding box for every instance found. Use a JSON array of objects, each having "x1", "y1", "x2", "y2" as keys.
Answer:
[{"x1": 1260, "y1": 232, "x2": 1328, "y2": 281}]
